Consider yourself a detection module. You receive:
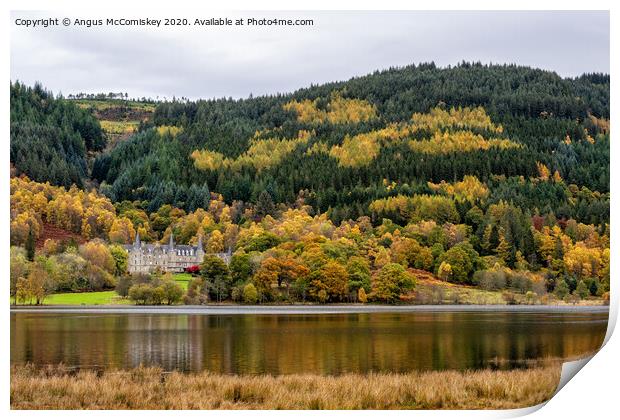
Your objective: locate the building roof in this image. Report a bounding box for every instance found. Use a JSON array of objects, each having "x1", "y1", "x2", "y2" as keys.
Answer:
[{"x1": 124, "y1": 233, "x2": 204, "y2": 255}]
